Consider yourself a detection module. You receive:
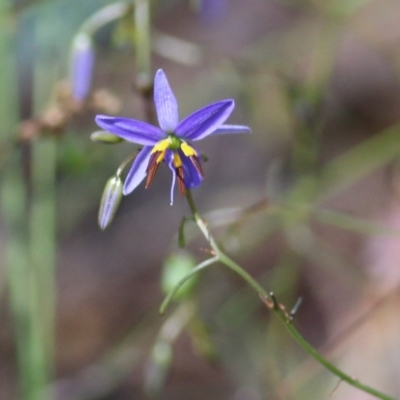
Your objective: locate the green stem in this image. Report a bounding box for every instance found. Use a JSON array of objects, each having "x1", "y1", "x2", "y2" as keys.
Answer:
[
  {"x1": 116, "y1": 150, "x2": 139, "y2": 177},
  {"x1": 178, "y1": 215, "x2": 194, "y2": 248},
  {"x1": 28, "y1": 137, "x2": 57, "y2": 399},
  {"x1": 160, "y1": 256, "x2": 218, "y2": 315},
  {"x1": 182, "y1": 189, "x2": 395, "y2": 400},
  {"x1": 134, "y1": 0, "x2": 155, "y2": 125},
  {"x1": 282, "y1": 322, "x2": 394, "y2": 400},
  {"x1": 0, "y1": 3, "x2": 16, "y2": 143},
  {"x1": 134, "y1": 0, "x2": 151, "y2": 86},
  {"x1": 0, "y1": 3, "x2": 39, "y2": 399},
  {"x1": 186, "y1": 190, "x2": 274, "y2": 297},
  {"x1": 2, "y1": 157, "x2": 32, "y2": 399},
  {"x1": 80, "y1": 2, "x2": 131, "y2": 36}
]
